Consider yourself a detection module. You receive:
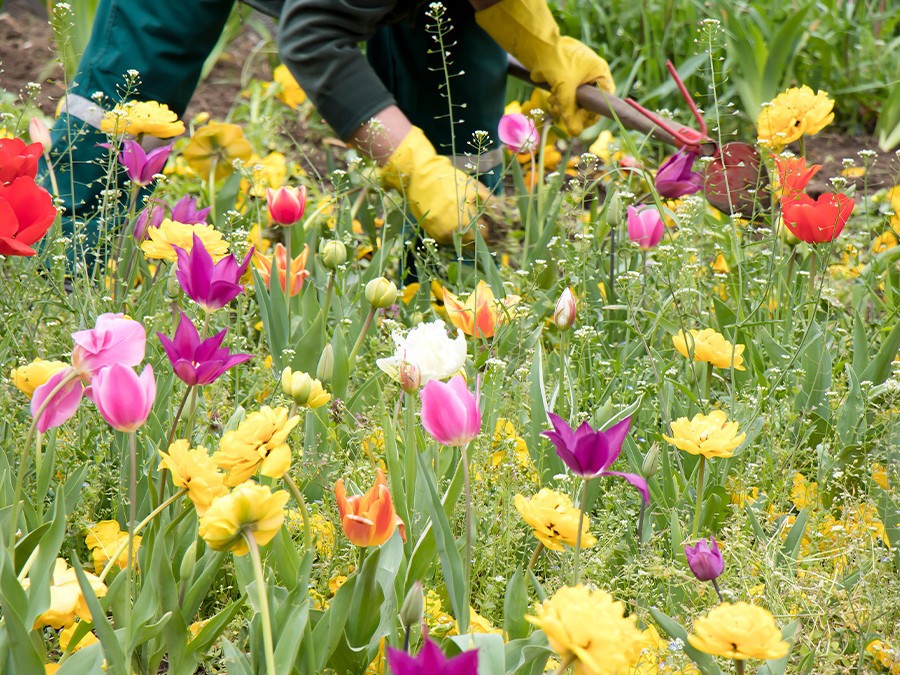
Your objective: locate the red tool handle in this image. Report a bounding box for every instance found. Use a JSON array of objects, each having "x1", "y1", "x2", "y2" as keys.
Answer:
[{"x1": 506, "y1": 57, "x2": 717, "y2": 156}]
